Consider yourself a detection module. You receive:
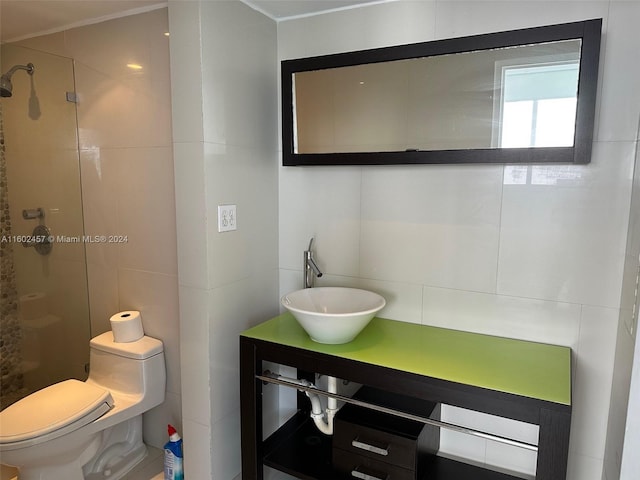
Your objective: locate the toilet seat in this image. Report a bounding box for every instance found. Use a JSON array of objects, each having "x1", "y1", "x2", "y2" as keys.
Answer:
[{"x1": 0, "y1": 379, "x2": 113, "y2": 450}]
